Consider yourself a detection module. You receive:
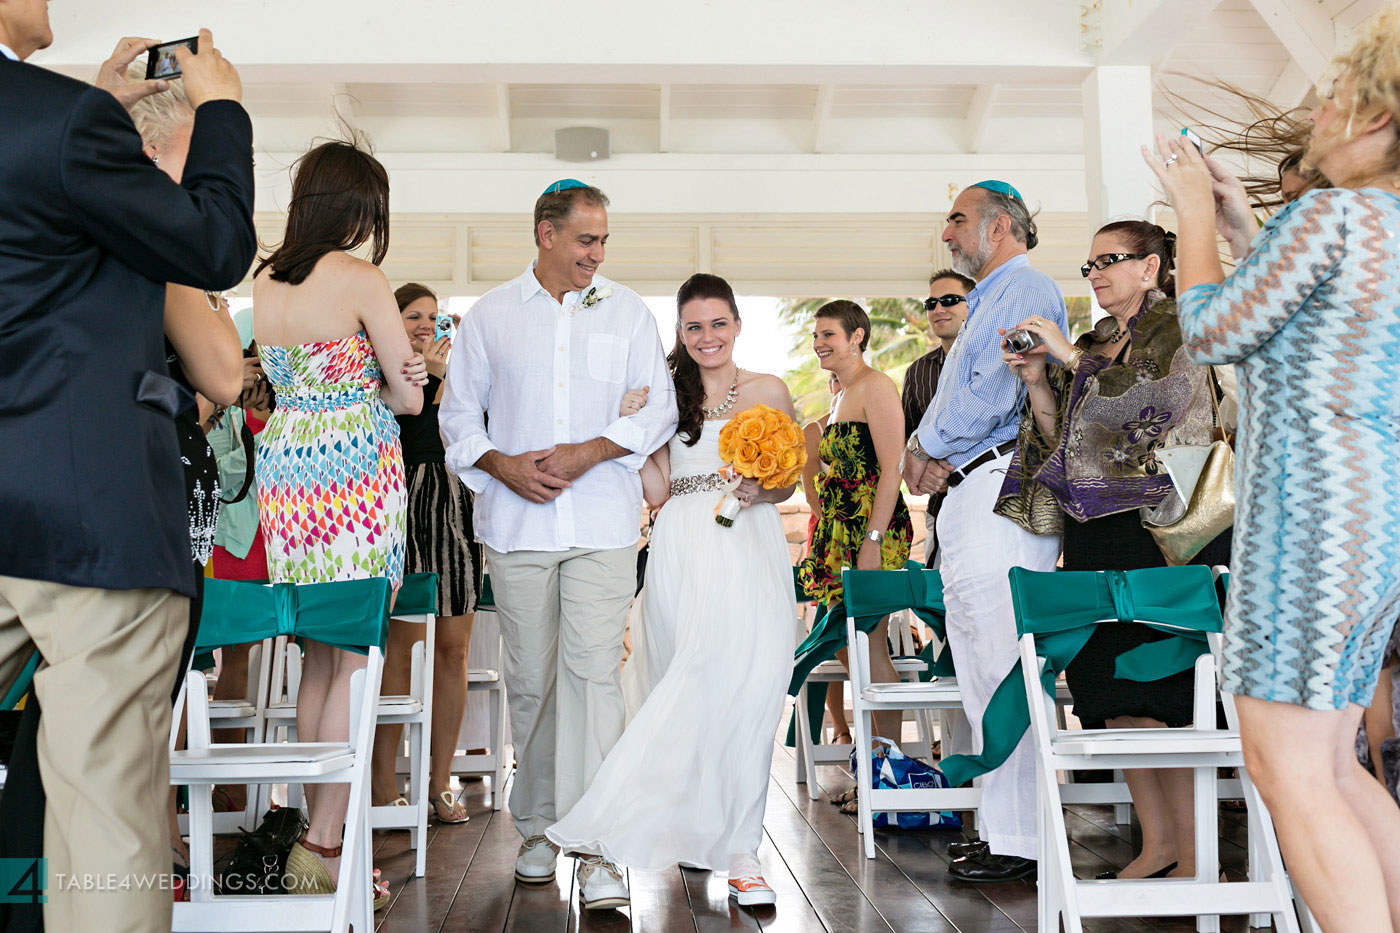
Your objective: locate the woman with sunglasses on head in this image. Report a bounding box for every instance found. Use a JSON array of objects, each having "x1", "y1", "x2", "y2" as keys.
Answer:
[
  {"x1": 1145, "y1": 7, "x2": 1400, "y2": 926},
  {"x1": 996, "y1": 220, "x2": 1230, "y2": 881}
]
